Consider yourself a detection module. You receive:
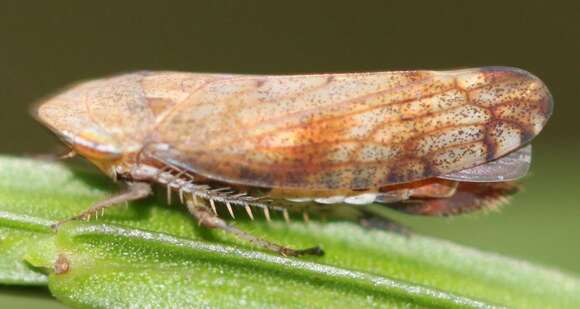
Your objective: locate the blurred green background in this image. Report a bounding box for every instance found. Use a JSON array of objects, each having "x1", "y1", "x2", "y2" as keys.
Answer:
[{"x1": 0, "y1": 1, "x2": 578, "y2": 307}]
